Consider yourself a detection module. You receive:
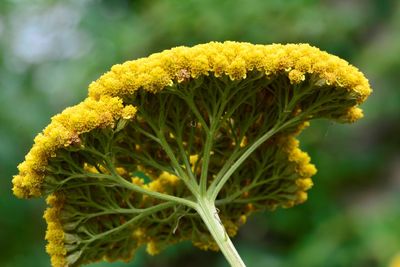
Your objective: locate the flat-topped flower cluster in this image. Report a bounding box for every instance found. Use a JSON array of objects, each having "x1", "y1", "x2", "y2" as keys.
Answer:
[{"x1": 12, "y1": 42, "x2": 371, "y2": 267}]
